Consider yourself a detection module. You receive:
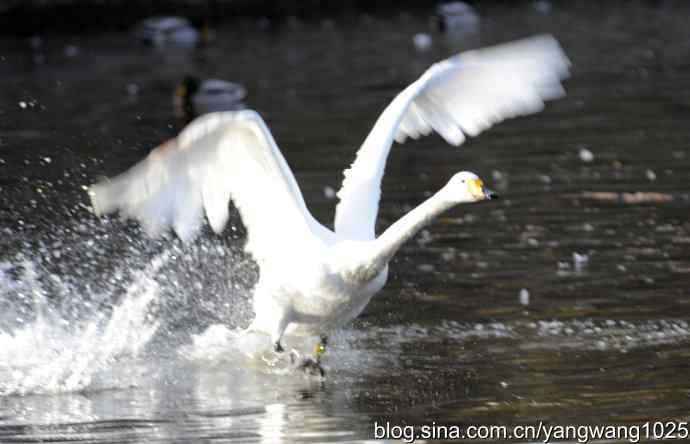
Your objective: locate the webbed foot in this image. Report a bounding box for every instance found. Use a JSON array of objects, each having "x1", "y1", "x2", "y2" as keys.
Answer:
[
  {"x1": 294, "y1": 355, "x2": 325, "y2": 377},
  {"x1": 274, "y1": 341, "x2": 284, "y2": 353}
]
